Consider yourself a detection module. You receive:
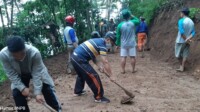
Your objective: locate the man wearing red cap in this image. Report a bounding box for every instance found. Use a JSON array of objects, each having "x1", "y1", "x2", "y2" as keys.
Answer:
[{"x1": 63, "y1": 16, "x2": 78, "y2": 75}]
